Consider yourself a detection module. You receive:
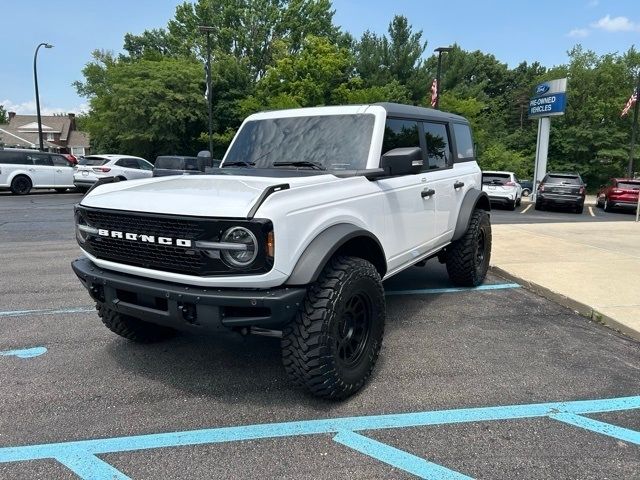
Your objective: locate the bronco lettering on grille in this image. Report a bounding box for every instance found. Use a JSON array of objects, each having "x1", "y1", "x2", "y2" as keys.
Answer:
[{"x1": 97, "y1": 229, "x2": 192, "y2": 247}]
